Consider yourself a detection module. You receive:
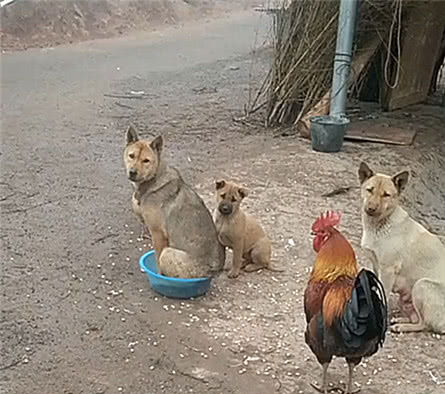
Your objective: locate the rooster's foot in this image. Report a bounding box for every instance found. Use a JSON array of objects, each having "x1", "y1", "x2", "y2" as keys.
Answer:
[
  {"x1": 311, "y1": 383, "x2": 360, "y2": 394},
  {"x1": 337, "y1": 383, "x2": 360, "y2": 394},
  {"x1": 310, "y1": 382, "x2": 348, "y2": 394}
]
